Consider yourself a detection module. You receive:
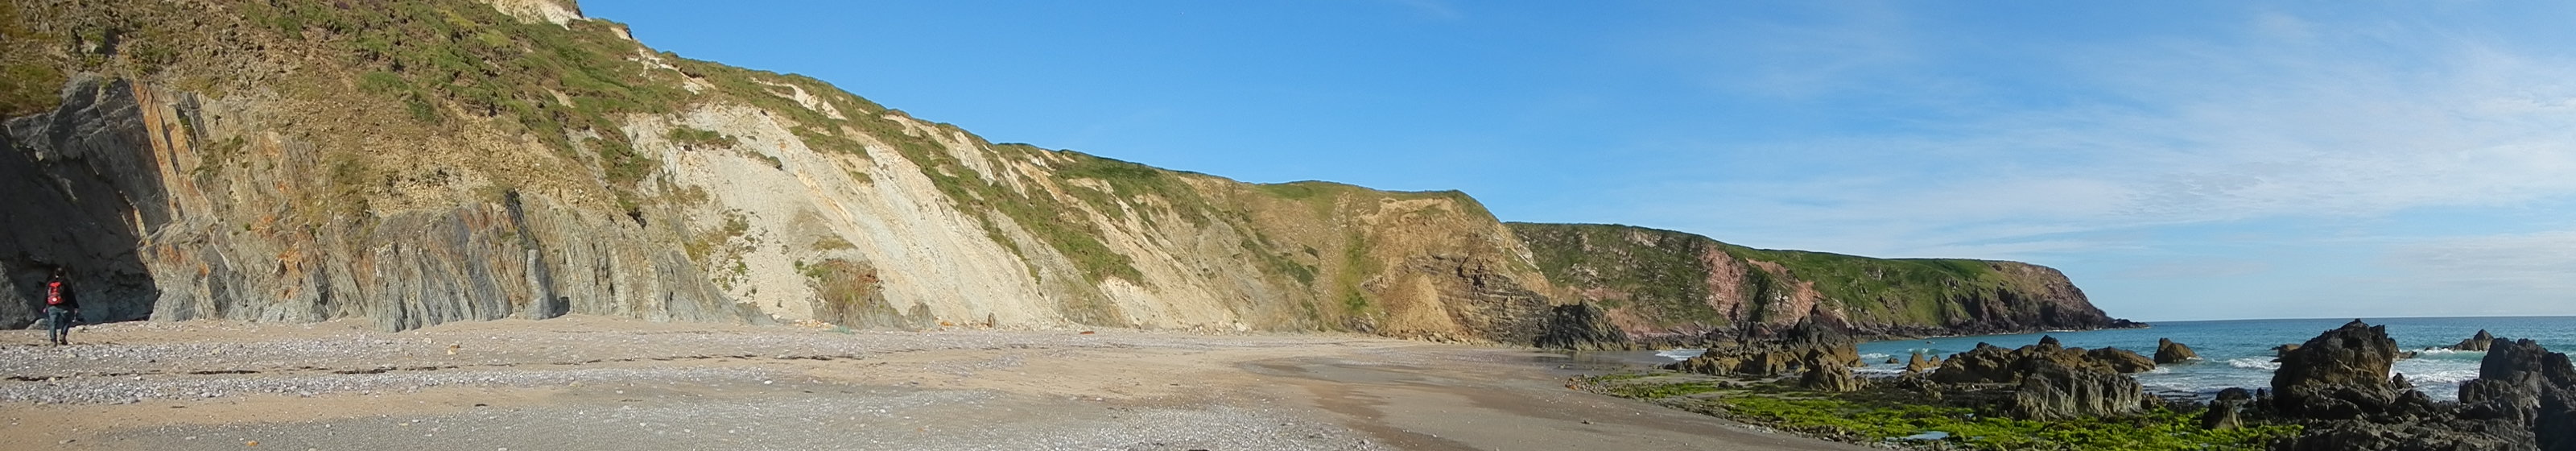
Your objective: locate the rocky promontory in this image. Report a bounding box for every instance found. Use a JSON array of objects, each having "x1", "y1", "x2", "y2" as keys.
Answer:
[{"x1": 1512, "y1": 223, "x2": 2141, "y2": 349}]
